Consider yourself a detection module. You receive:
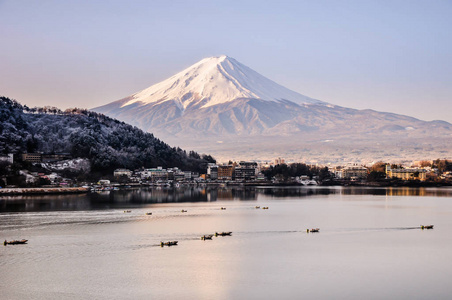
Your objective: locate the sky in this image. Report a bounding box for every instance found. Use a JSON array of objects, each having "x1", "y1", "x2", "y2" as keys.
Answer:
[{"x1": 1, "y1": 0, "x2": 451, "y2": 122}]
